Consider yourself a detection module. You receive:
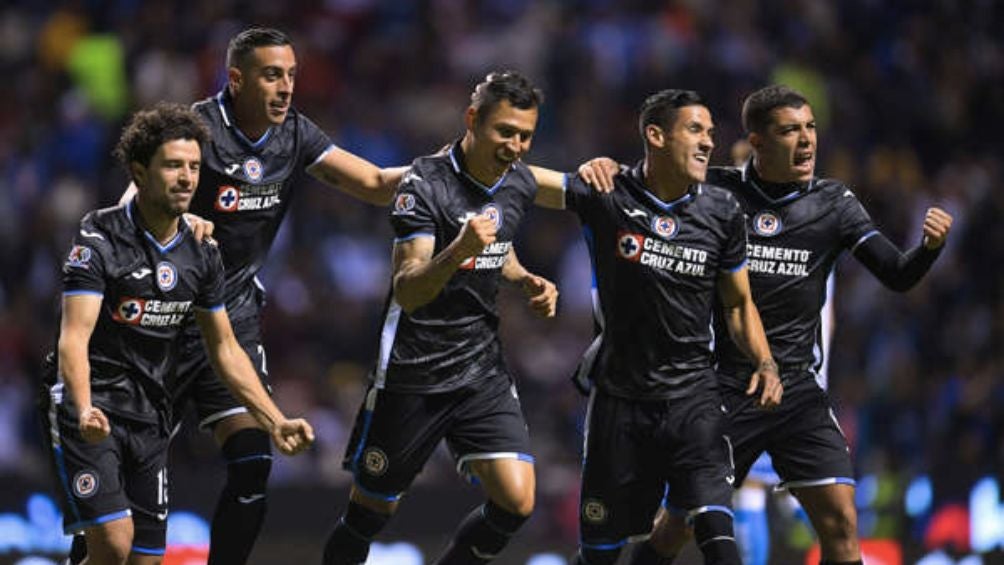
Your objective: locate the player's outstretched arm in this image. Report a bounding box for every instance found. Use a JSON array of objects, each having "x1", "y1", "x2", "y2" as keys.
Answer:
[
  {"x1": 195, "y1": 309, "x2": 314, "y2": 455},
  {"x1": 717, "y1": 267, "x2": 782, "y2": 408},
  {"x1": 58, "y1": 294, "x2": 111, "y2": 443},
  {"x1": 307, "y1": 146, "x2": 408, "y2": 206},
  {"x1": 529, "y1": 160, "x2": 618, "y2": 210},
  {"x1": 854, "y1": 207, "x2": 953, "y2": 292},
  {"x1": 120, "y1": 182, "x2": 215, "y2": 241},
  {"x1": 392, "y1": 214, "x2": 496, "y2": 313},
  {"x1": 501, "y1": 248, "x2": 558, "y2": 318}
]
